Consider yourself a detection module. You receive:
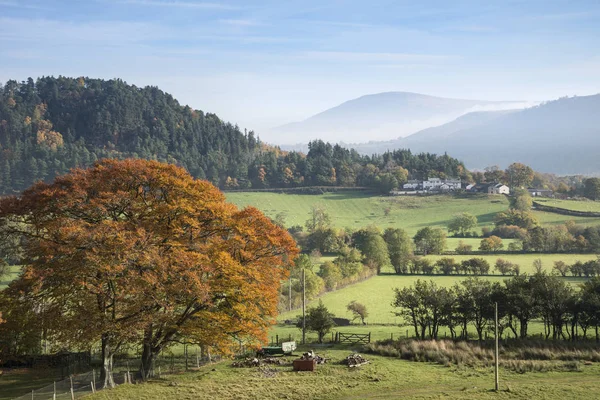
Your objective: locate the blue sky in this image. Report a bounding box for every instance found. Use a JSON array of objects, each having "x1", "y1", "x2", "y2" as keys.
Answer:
[{"x1": 1, "y1": 0, "x2": 599, "y2": 141}]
